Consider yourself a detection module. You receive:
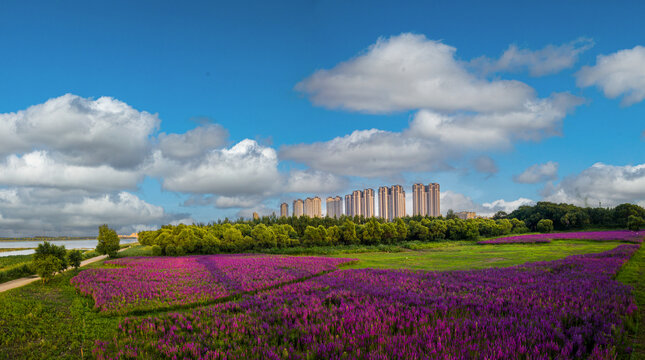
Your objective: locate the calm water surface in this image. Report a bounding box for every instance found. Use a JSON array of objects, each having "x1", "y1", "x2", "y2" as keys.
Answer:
[{"x1": 0, "y1": 238, "x2": 138, "y2": 257}]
